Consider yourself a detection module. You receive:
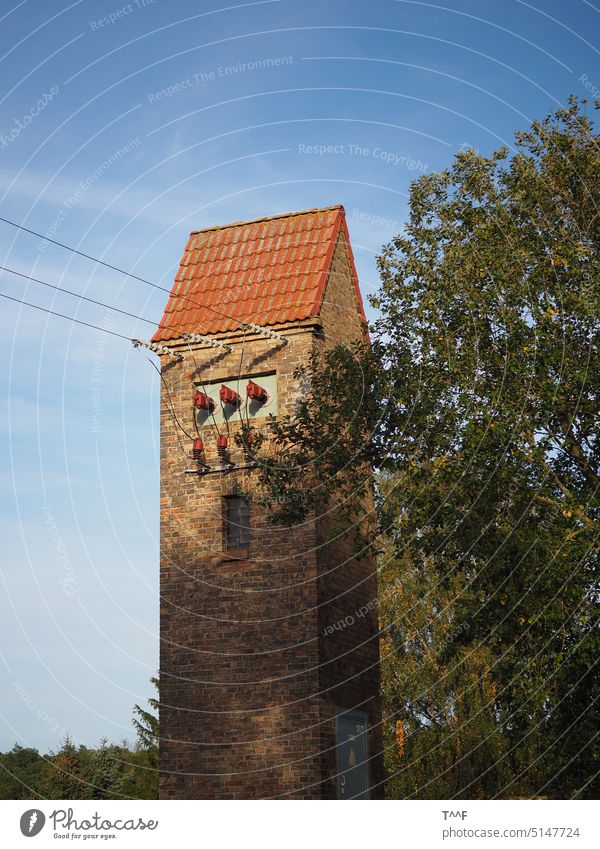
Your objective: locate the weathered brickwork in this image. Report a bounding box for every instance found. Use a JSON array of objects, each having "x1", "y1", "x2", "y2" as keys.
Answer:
[{"x1": 158, "y1": 214, "x2": 383, "y2": 799}]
